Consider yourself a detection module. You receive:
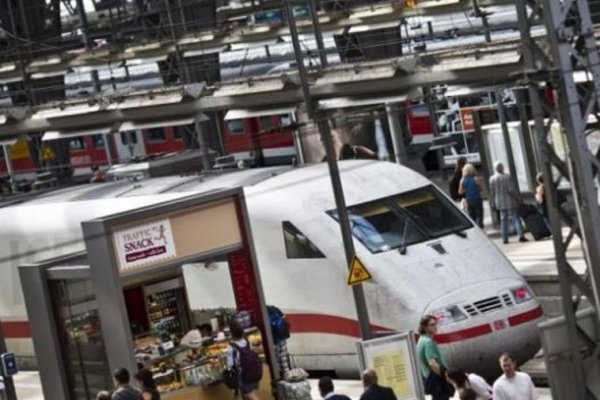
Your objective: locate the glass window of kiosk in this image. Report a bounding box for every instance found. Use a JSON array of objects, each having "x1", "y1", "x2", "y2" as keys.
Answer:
[{"x1": 49, "y1": 278, "x2": 112, "y2": 400}]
